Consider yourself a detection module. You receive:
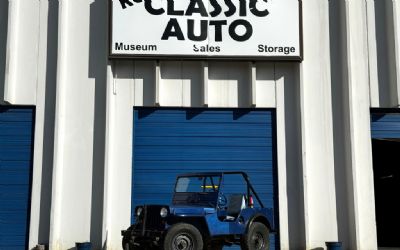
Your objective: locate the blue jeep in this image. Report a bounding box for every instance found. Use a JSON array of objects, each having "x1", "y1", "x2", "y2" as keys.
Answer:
[{"x1": 121, "y1": 171, "x2": 274, "y2": 250}]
